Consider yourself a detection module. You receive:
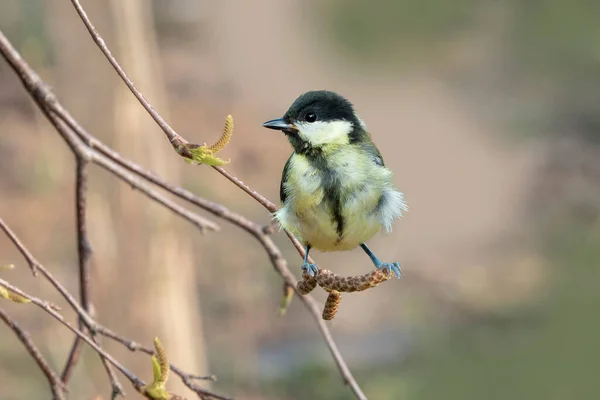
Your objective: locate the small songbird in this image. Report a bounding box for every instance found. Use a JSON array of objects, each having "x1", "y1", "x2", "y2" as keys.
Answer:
[{"x1": 262, "y1": 90, "x2": 407, "y2": 278}]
